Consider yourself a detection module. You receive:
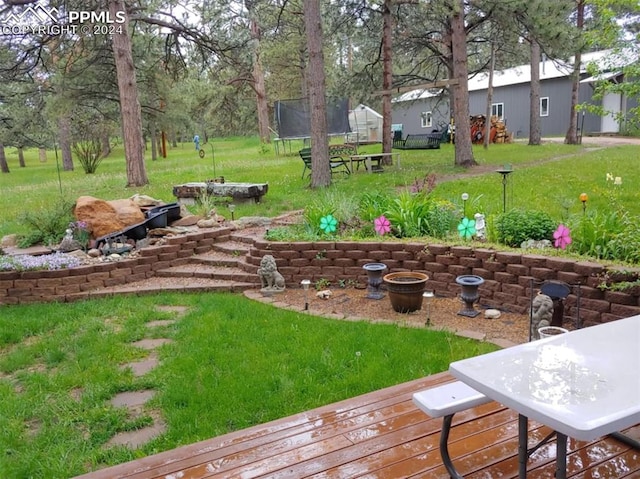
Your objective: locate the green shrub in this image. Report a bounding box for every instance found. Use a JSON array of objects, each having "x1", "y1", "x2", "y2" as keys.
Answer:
[
  {"x1": 17, "y1": 199, "x2": 75, "y2": 247},
  {"x1": 570, "y1": 207, "x2": 640, "y2": 263},
  {"x1": 73, "y1": 139, "x2": 103, "y2": 174},
  {"x1": 384, "y1": 192, "x2": 457, "y2": 239},
  {"x1": 357, "y1": 192, "x2": 393, "y2": 222},
  {"x1": 494, "y1": 209, "x2": 556, "y2": 247},
  {"x1": 302, "y1": 190, "x2": 361, "y2": 237}
]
